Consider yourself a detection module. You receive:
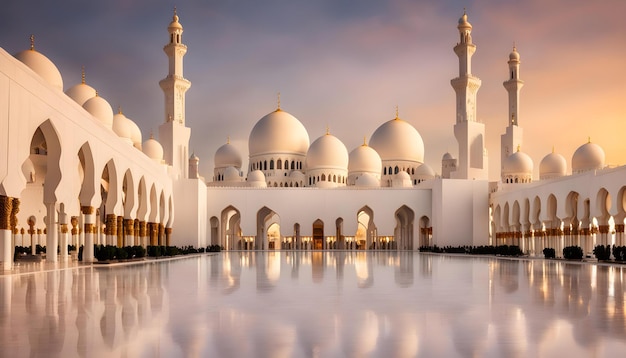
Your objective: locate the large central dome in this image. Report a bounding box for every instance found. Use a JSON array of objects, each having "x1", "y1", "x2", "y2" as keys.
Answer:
[
  {"x1": 369, "y1": 117, "x2": 424, "y2": 163},
  {"x1": 248, "y1": 109, "x2": 310, "y2": 157}
]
